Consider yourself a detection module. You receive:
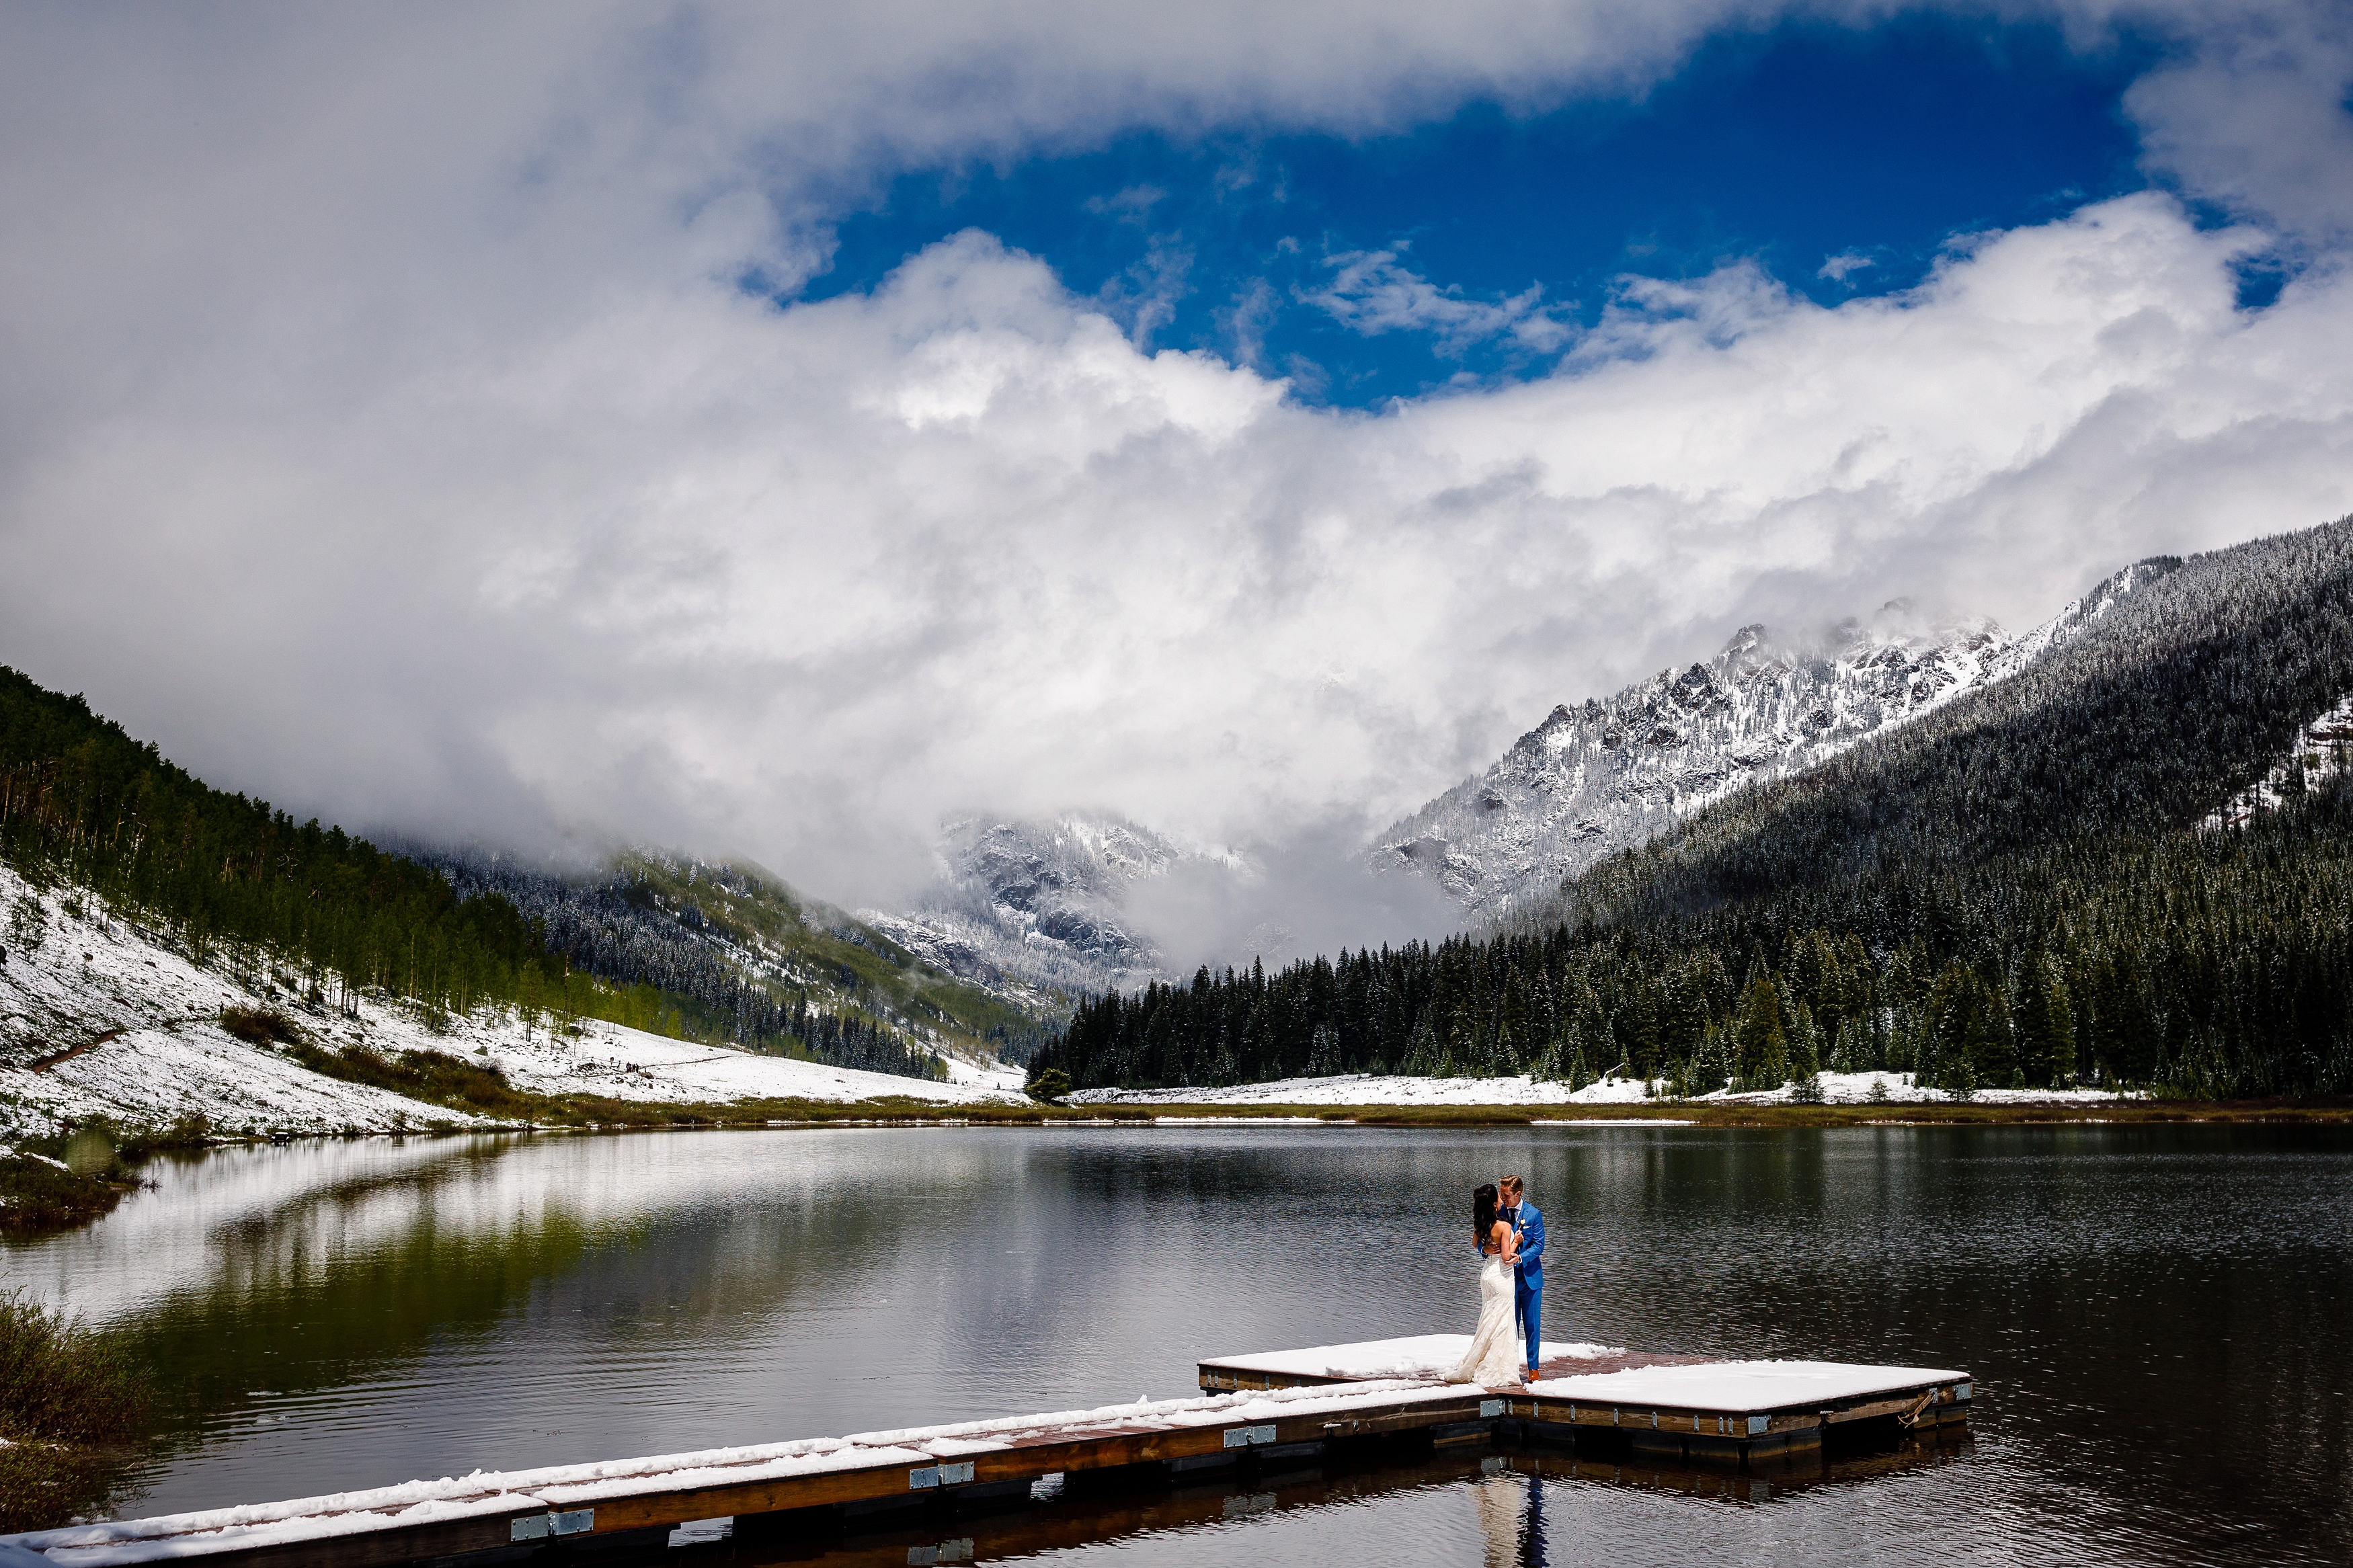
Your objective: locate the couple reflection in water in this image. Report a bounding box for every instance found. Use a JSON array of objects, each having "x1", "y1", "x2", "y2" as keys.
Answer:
[
  {"x1": 1474, "y1": 1467, "x2": 1550, "y2": 1568},
  {"x1": 1452, "y1": 1174, "x2": 1546, "y2": 1387}
]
